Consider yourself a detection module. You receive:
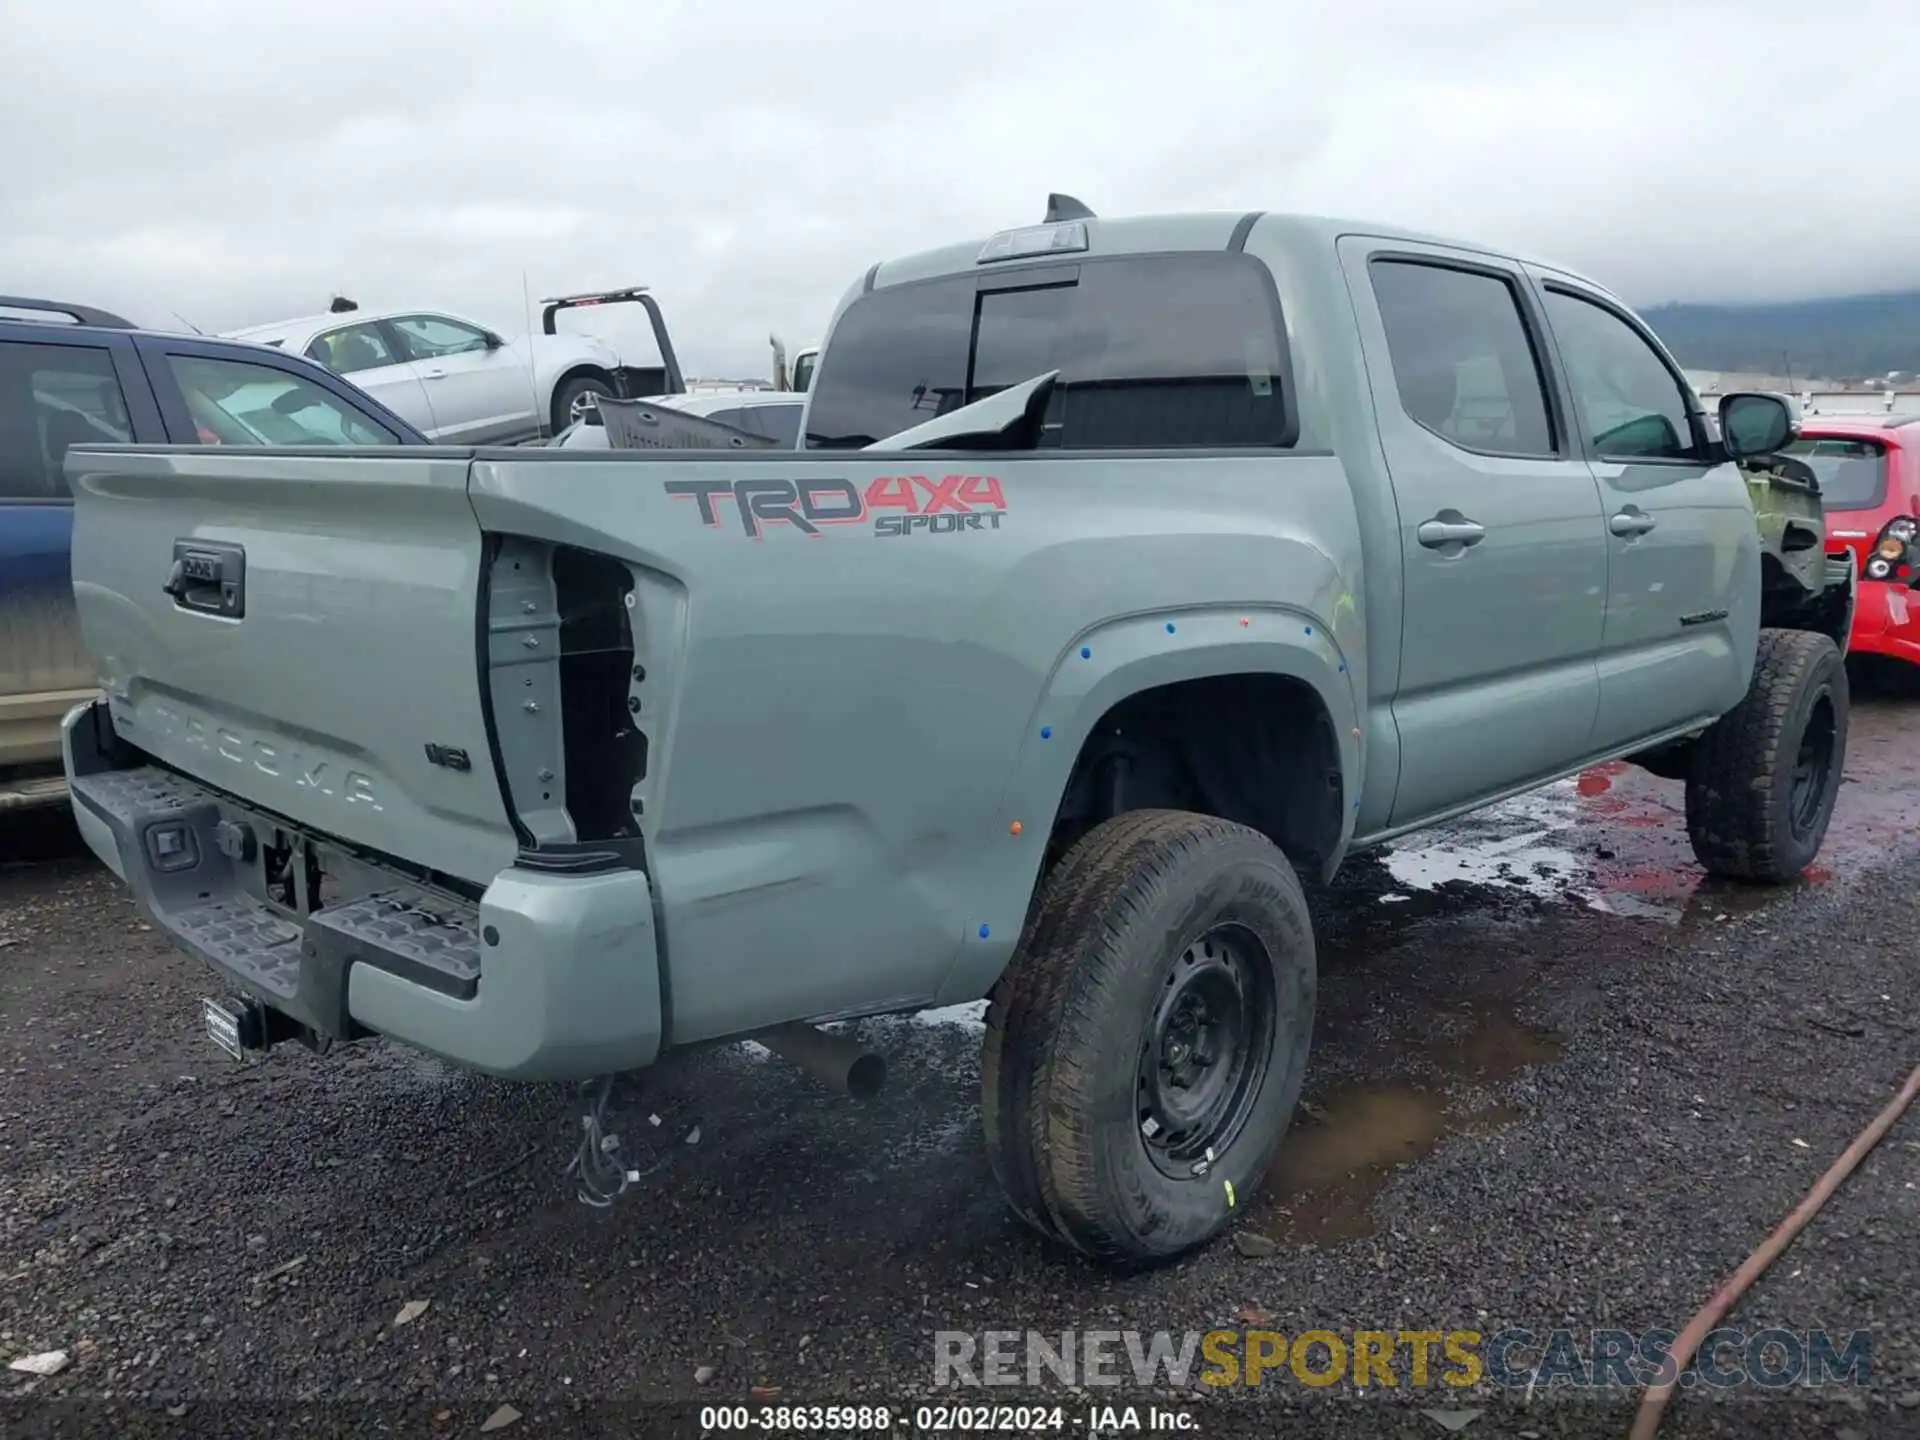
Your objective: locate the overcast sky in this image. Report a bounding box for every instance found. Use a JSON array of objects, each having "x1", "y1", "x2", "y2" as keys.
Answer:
[{"x1": 4, "y1": 0, "x2": 1917, "y2": 378}]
